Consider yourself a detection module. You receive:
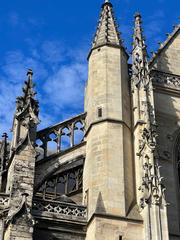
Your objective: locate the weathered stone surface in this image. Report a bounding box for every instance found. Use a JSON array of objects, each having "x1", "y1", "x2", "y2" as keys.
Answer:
[{"x1": 0, "y1": 1, "x2": 180, "y2": 240}]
